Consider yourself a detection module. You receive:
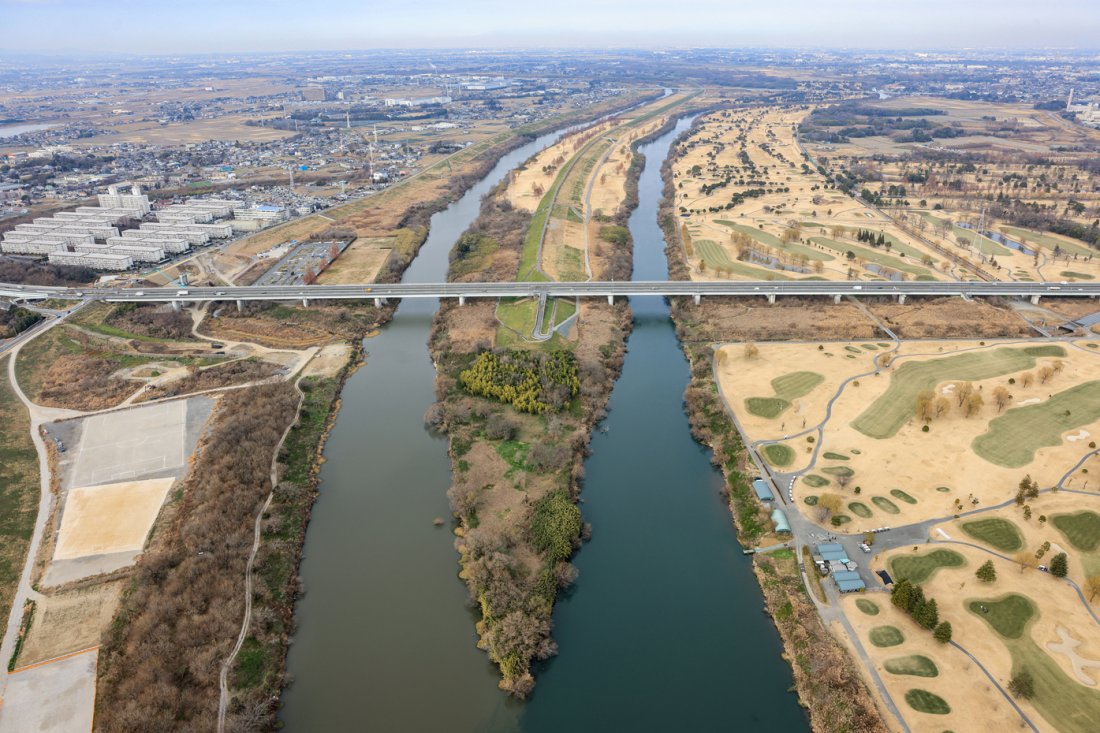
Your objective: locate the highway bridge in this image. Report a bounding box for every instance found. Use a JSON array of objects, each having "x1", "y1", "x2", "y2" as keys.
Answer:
[{"x1": 1, "y1": 279, "x2": 1098, "y2": 307}]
